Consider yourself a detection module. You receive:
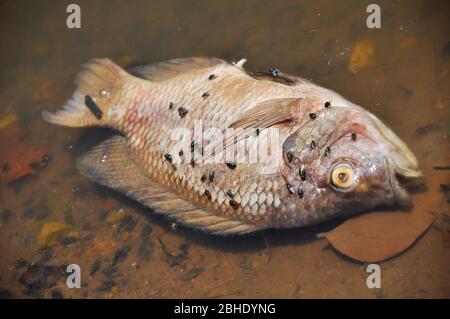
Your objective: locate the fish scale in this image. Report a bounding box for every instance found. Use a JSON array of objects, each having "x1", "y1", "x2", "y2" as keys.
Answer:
[{"x1": 42, "y1": 57, "x2": 422, "y2": 235}]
